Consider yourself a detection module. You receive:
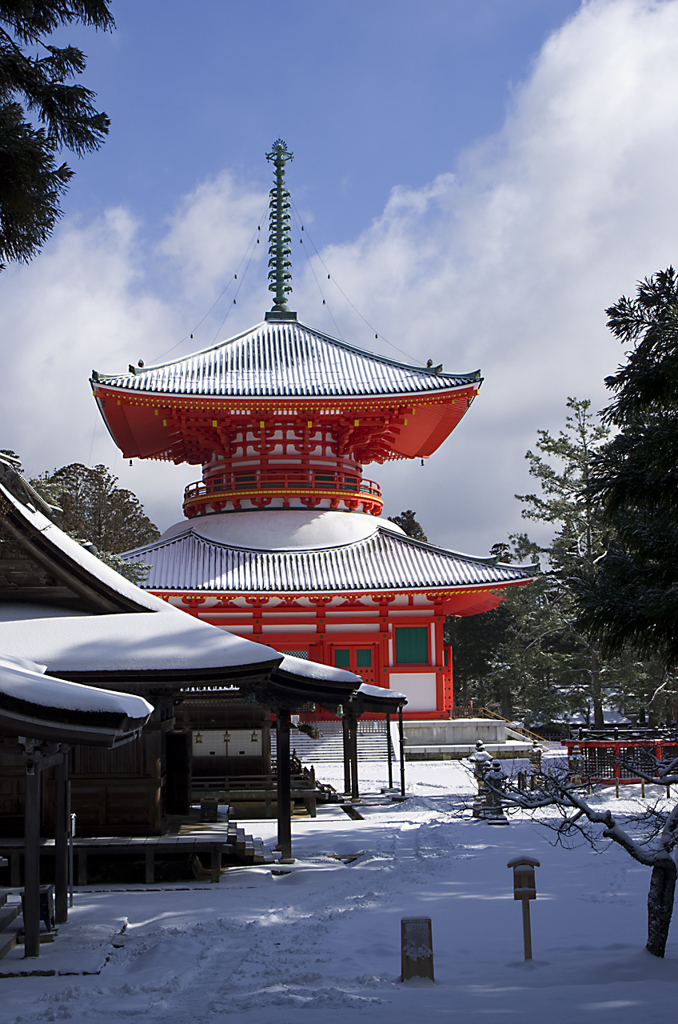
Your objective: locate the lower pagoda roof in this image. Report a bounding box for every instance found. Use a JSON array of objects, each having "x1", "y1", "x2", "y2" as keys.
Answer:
[{"x1": 120, "y1": 510, "x2": 535, "y2": 609}]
